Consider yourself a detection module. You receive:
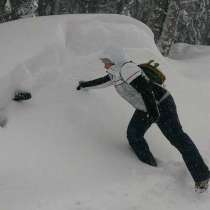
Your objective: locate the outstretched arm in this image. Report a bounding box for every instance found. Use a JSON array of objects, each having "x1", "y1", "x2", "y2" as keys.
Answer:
[{"x1": 77, "y1": 75, "x2": 112, "y2": 90}]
